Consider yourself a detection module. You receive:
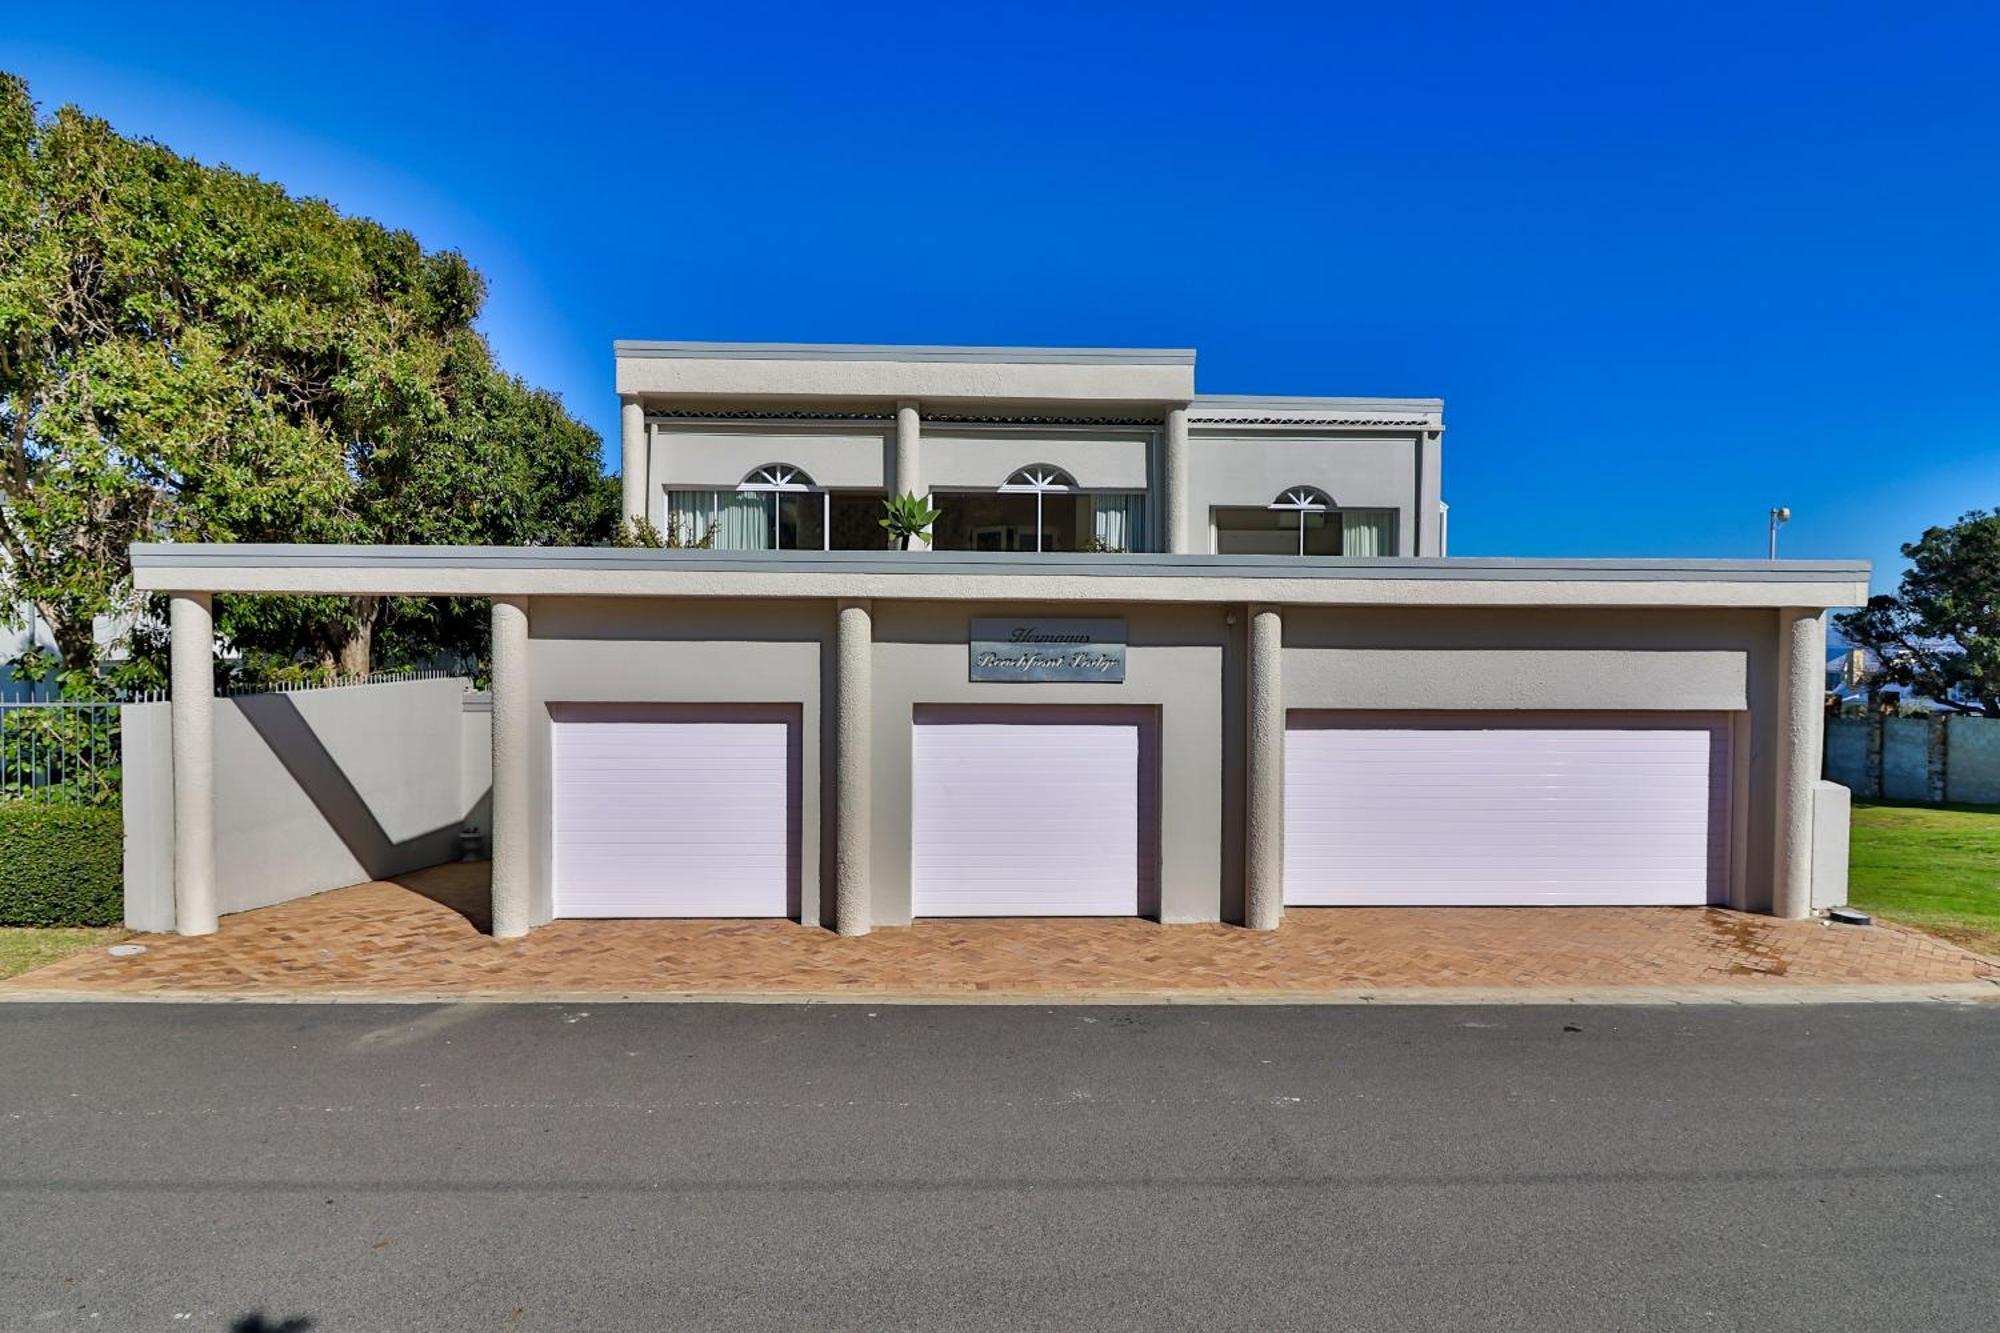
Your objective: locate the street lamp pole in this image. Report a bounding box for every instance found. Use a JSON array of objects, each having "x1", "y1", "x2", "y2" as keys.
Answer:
[{"x1": 1768, "y1": 506, "x2": 1791, "y2": 559}]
